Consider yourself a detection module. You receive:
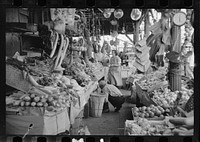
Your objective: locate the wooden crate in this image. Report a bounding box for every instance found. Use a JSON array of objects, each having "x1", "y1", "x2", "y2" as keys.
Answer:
[
  {"x1": 135, "y1": 77, "x2": 167, "y2": 106},
  {"x1": 135, "y1": 82, "x2": 157, "y2": 106},
  {"x1": 6, "y1": 64, "x2": 32, "y2": 92}
]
